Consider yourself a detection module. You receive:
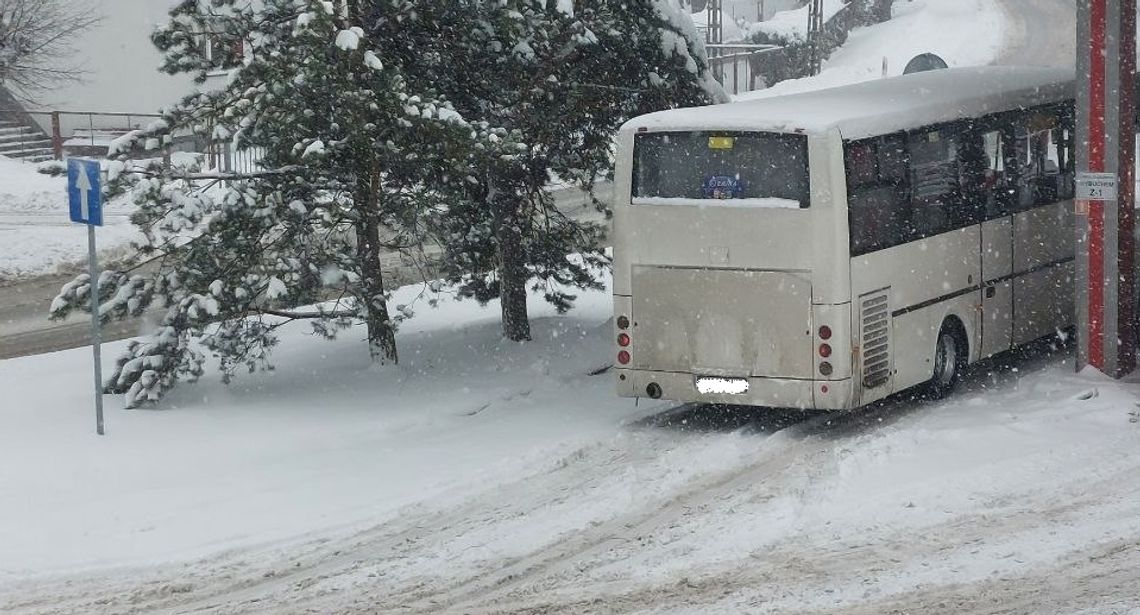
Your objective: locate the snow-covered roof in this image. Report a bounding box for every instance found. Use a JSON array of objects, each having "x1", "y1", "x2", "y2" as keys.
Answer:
[{"x1": 624, "y1": 66, "x2": 1076, "y2": 140}]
